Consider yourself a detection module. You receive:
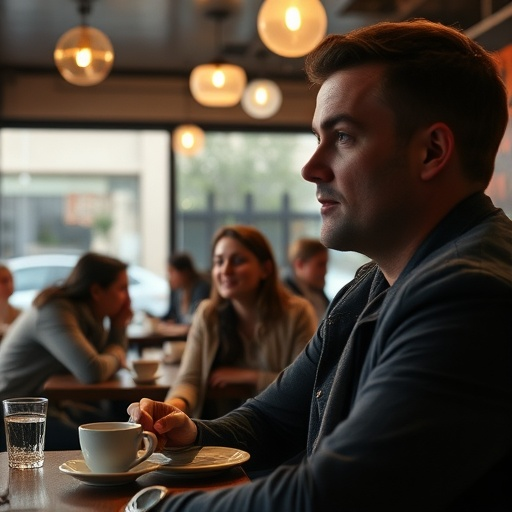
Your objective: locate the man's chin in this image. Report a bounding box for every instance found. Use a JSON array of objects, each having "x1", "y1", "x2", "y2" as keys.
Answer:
[{"x1": 320, "y1": 224, "x2": 342, "y2": 251}]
